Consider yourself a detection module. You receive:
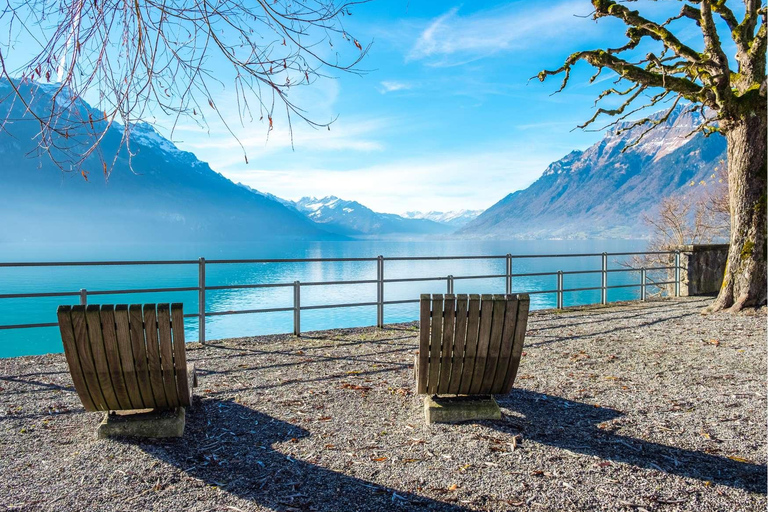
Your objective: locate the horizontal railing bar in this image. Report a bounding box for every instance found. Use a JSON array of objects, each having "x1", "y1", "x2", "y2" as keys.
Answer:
[
  {"x1": 384, "y1": 255, "x2": 507, "y2": 261},
  {"x1": 647, "y1": 280, "x2": 676, "y2": 286},
  {"x1": 205, "y1": 307, "x2": 294, "y2": 317},
  {"x1": 301, "y1": 279, "x2": 378, "y2": 287},
  {"x1": 525, "y1": 289, "x2": 559, "y2": 295},
  {"x1": 607, "y1": 251, "x2": 676, "y2": 256},
  {"x1": 510, "y1": 271, "x2": 558, "y2": 278},
  {"x1": 205, "y1": 257, "x2": 378, "y2": 264},
  {"x1": 0, "y1": 260, "x2": 197, "y2": 267},
  {"x1": 0, "y1": 251, "x2": 678, "y2": 269},
  {"x1": 0, "y1": 268, "x2": 681, "y2": 300},
  {"x1": 0, "y1": 322, "x2": 59, "y2": 330},
  {"x1": 87, "y1": 286, "x2": 199, "y2": 295},
  {"x1": 301, "y1": 301, "x2": 378, "y2": 311},
  {"x1": 562, "y1": 286, "x2": 604, "y2": 293},
  {"x1": 204, "y1": 301, "x2": 380, "y2": 317},
  {"x1": 204, "y1": 283, "x2": 293, "y2": 291},
  {"x1": 383, "y1": 276, "x2": 450, "y2": 283},
  {"x1": 451, "y1": 274, "x2": 506, "y2": 280},
  {"x1": 606, "y1": 283, "x2": 644, "y2": 290},
  {"x1": 0, "y1": 291, "x2": 81, "y2": 299},
  {"x1": 382, "y1": 299, "x2": 420, "y2": 305}
]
